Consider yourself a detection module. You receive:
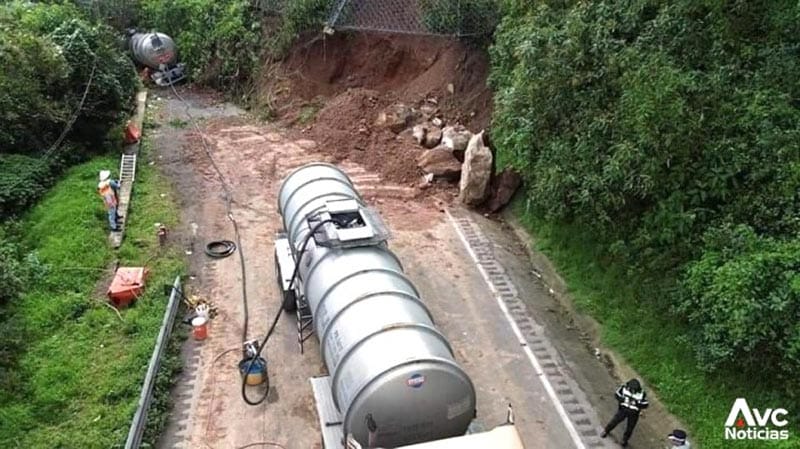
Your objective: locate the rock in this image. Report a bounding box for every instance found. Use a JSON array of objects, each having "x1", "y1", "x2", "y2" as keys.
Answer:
[
  {"x1": 487, "y1": 168, "x2": 523, "y2": 212},
  {"x1": 412, "y1": 124, "x2": 428, "y2": 145},
  {"x1": 424, "y1": 127, "x2": 443, "y2": 149},
  {"x1": 417, "y1": 148, "x2": 462, "y2": 181},
  {"x1": 447, "y1": 83, "x2": 455, "y2": 94},
  {"x1": 459, "y1": 131, "x2": 493, "y2": 206},
  {"x1": 432, "y1": 117, "x2": 444, "y2": 128},
  {"x1": 296, "y1": 139, "x2": 317, "y2": 150},
  {"x1": 419, "y1": 104, "x2": 438, "y2": 118},
  {"x1": 441, "y1": 125, "x2": 472, "y2": 152},
  {"x1": 375, "y1": 103, "x2": 417, "y2": 134},
  {"x1": 426, "y1": 97, "x2": 439, "y2": 105}
]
